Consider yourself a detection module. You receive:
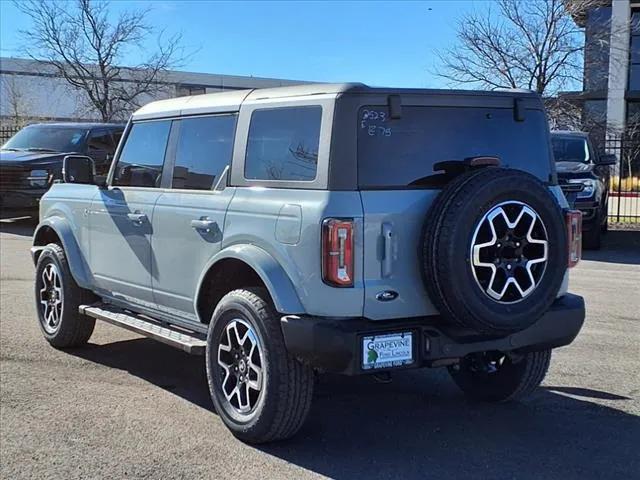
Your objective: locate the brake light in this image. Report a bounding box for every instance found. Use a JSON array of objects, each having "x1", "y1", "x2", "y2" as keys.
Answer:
[
  {"x1": 322, "y1": 218, "x2": 354, "y2": 287},
  {"x1": 566, "y1": 210, "x2": 582, "y2": 268}
]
